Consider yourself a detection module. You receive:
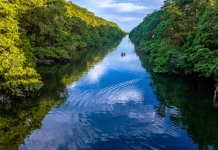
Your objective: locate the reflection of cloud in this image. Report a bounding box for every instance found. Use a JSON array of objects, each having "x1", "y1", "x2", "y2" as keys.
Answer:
[
  {"x1": 87, "y1": 64, "x2": 106, "y2": 83},
  {"x1": 19, "y1": 36, "x2": 195, "y2": 150},
  {"x1": 21, "y1": 103, "x2": 183, "y2": 150},
  {"x1": 107, "y1": 89, "x2": 143, "y2": 104},
  {"x1": 68, "y1": 82, "x2": 78, "y2": 89}
]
